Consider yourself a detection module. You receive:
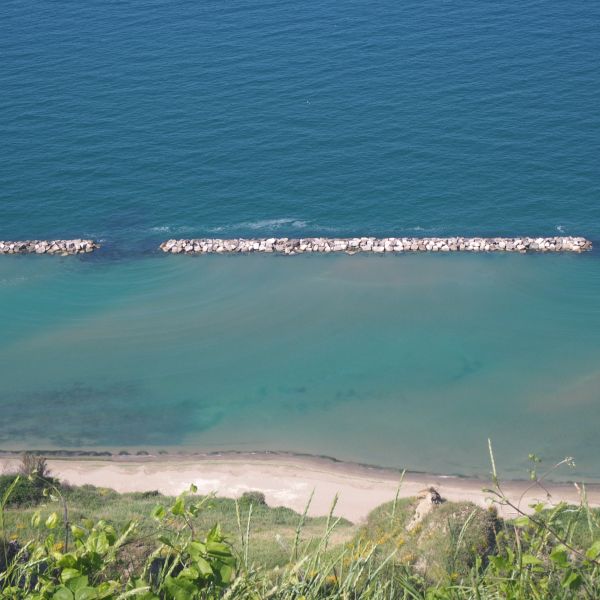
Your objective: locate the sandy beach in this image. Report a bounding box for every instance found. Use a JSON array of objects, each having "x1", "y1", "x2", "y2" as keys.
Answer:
[{"x1": 2, "y1": 452, "x2": 597, "y2": 522}]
